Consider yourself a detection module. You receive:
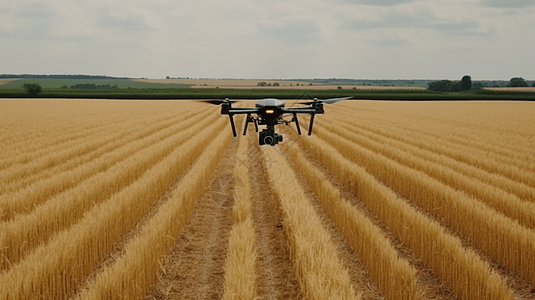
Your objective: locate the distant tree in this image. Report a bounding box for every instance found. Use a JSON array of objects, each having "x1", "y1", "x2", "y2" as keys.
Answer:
[
  {"x1": 273, "y1": 82, "x2": 280, "y2": 86},
  {"x1": 532, "y1": 82, "x2": 535, "y2": 87},
  {"x1": 257, "y1": 82, "x2": 267, "y2": 86},
  {"x1": 166, "y1": 76, "x2": 170, "y2": 79},
  {"x1": 428, "y1": 80, "x2": 453, "y2": 92},
  {"x1": 472, "y1": 82, "x2": 486, "y2": 90},
  {"x1": 451, "y1": 81, "x2": 461, "y2": 92},
  {"x1": 23, "y1": 83, "x2": 42, "y2": 96},
  {"x1": 460, "y1": 75, "x2": 472, "y2": 91},
  {"x1": 428, "y1": 80, "x2": 463, "y2": 92},
  {"x1": 507, "y1": 77, "x2": 529, "y2": 87}
]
